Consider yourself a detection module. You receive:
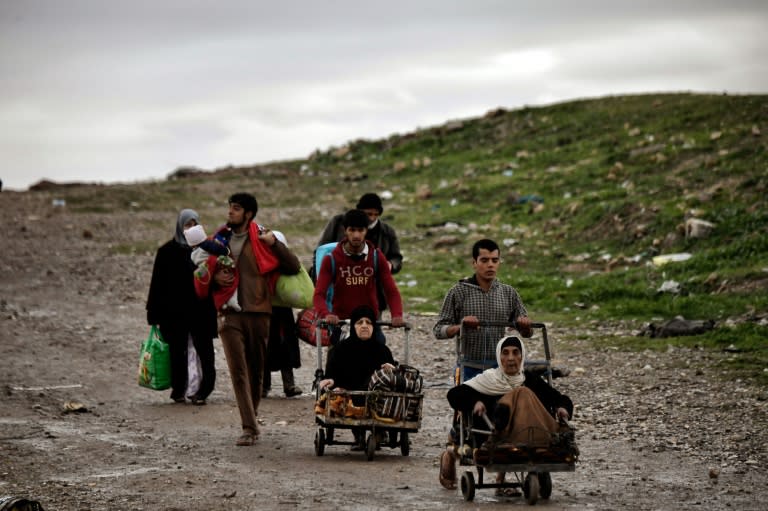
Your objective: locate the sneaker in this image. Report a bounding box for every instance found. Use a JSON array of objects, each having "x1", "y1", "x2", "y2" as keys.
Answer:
[{"x1": 190, "y1": 395, "x2": 206, "y2": 406}]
